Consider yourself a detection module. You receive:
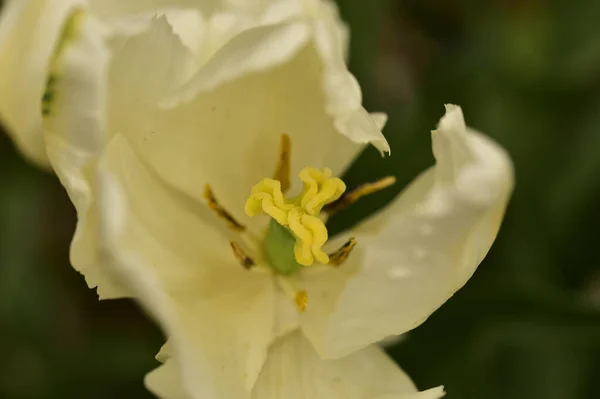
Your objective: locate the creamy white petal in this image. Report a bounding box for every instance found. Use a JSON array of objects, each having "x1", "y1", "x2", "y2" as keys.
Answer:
[
  {"x1": 88, "y1": 0, "x2": 220, "y2": 19},
  {"x1": 97, "y1": 135, "x2": 278, "y2": 398},
  {"x1": 107, "y1": 15, "x2": 195, "y2": 142},
  {"x1": 133, "y1": 41, "x2": 363, "y2": 229},
  {"x1": 98, "y1": 134, "x2": 236, "y2": 288},
  {"x1": 146, "y1": 357, "x2": 188, "y2": 399},
  {"x1": 164, "y1": 20, "x2": 311, "y2": 104},
  {"x1": 45, "y1": 14, "x2": 195, "y2": 298},
  {"x1": 40, "y1": 11, "x2": 125, "y2": 298},
  {"x1": 252, "y1": 331, "x2": 444, "y2": 399},
  {"x1": 371, "y1": 112, "x2": 389, "y2": 131},
  {"x1": 145, "y1": 332, "x2": 444, "y2": 399},
  {"x1": 301, "y1": 105, "x2": 514, "y2": 358},
  {"x1": 102, "y1": 8, "x2": 207, "y2": 63},
  {"x1": 0, "y1": 0, "x2": 85, "y2": 166},
  {"x1": 311, "y1": 1, "x2": 389, "y2": 154},
  {"x1": 135, "y1": 4, "x2": 384, "y2": 215},
  {"x1": 274, "y1": 287, "x2": 301, "y2": 339}
]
